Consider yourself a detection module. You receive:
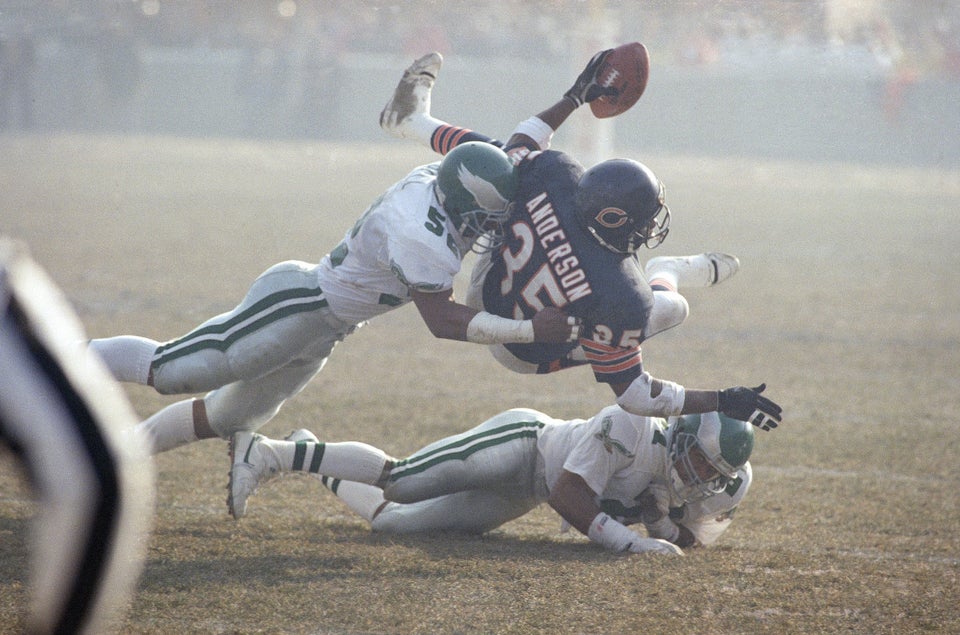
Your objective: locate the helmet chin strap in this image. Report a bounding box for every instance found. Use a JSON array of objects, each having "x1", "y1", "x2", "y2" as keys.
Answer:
[{"x1": 586, "y1": 225, "x2": 633, "y2": 255}]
